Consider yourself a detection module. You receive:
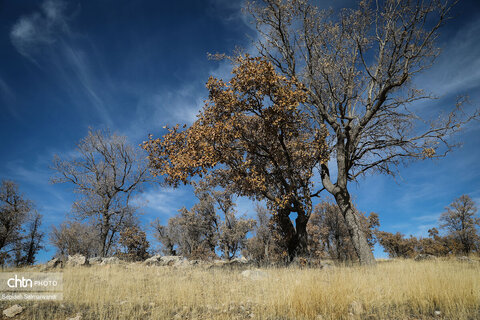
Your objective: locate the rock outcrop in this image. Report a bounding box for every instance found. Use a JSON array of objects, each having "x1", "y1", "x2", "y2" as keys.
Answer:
[
  {"x1": 46, "y1": 257, "x2": 63, "y2": 269},
  {"x1": 143, "y1": 255, "x2": 188, "y2": 267},
  {"x1": 66, "y1": 254, "x2": 88, "y2": 267},
  {"x1": 100, "y1": 257, "x2": 121, "y2": 265}
]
